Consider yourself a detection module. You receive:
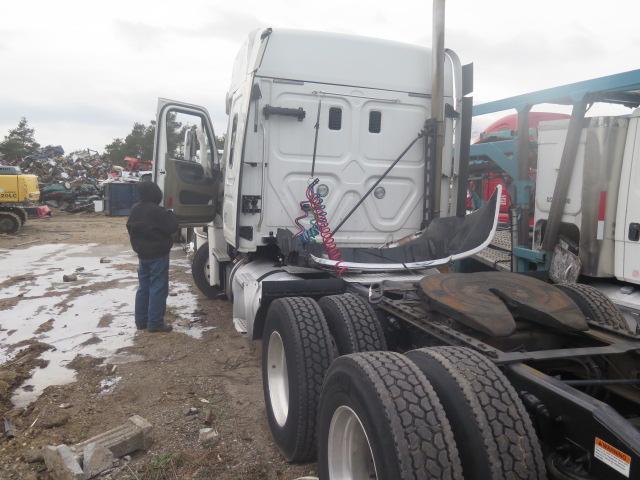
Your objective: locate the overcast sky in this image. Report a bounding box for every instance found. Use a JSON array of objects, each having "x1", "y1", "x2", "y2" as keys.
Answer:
[{"x1": 1, "y1": 0, "x2": 639, "y2": 152}]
